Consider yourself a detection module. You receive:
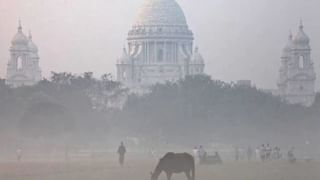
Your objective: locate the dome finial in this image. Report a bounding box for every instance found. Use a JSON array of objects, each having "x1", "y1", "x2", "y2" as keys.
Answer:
[
  {"x1": 292, "y1": 19, "x2": 310, "y2": 45},
  {"x1": 299, "y1": 19, "x2": 304, "y2": 30},
  {"x1": 18, "y1": 19, "x2": 22, "y2": 32}
]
